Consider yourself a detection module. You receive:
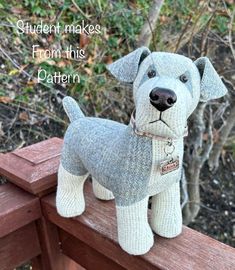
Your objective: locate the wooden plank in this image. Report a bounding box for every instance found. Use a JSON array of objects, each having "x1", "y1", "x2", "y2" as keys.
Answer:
[
  {"x1": 31, "y1": 256, "x2": 43, "y2": 270},
  {"x1": 0, "y1": 137, "x2": 62, "y2": 195},
  {"x1": 0, "y1": 183, "x2": 41, "y2": 237},
  {"x1": 0, "y1": 222, "x2": 41, "y2": 270},
  {"x1": 34, "y1": 217, "x2": 83, "y2": 270},
  {"x1": 13, "y1": 138, "x2": 62, "y2": 165},
  {"x1": 42, "y1": 182, "x2": 235, "y2": 270},
  {"x1": 60, "y1": 229, "x2": 125, "y2": 270}
]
